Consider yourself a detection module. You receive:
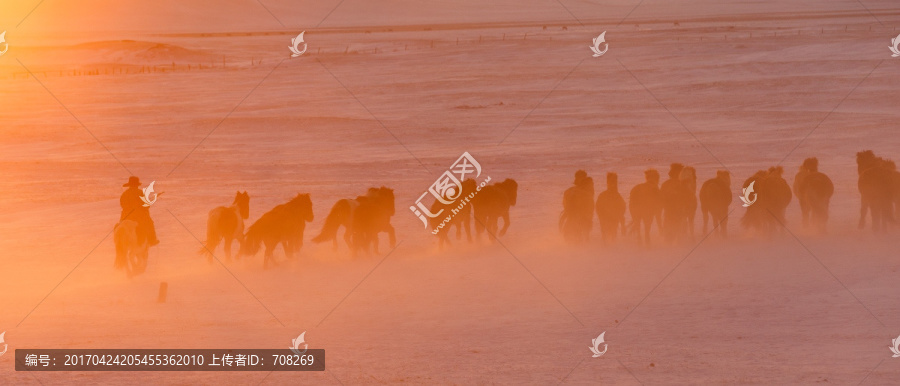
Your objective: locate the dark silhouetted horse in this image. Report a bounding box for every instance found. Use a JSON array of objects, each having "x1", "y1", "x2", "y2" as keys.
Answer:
[
  {"x1": 680, "y1": 166, "x2": 698, "y2": 238},
  {"x1": 857, "y1": 150, "x2": 895, "y2": 231},
  {"x1": 431, "y1": 179, "x2": 477, "y2": 249},
  {"x1": 699, "y1": 170, "x2": 732, "y2": 238},
  {"x1": 240, "y1": 193, "x2": 314, "y2": 268},
  {"x1": 199, "y1": 191, "x2": 249, "y2": 262},
  {"x1": 629, "y1": 169, "x2": 662, "y2": 246},
  {"x1": 660, "y1": 163, "x2": 687, "y2": 243},
  {"x1": 560, "y1": 170, "x2": 594, "y2": 244},
  {"x1": 313, "y1": 187, "x2": 396, "y2": 255},
  {"x1": 350, "y1": 187, "x2": 396, "y2": 255},
  {"x1": 741, "y1": 167, "x2": 792, "y2": 235},
  {"x1": 595, "y1": 172, "x2": 626, "y2": 243},
  {"x1": 793, "y1": 158, "x2": 834, "y2": 233},
  {"x1": 473, "y1": 178, "x2": 518, "y2": 241}
]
